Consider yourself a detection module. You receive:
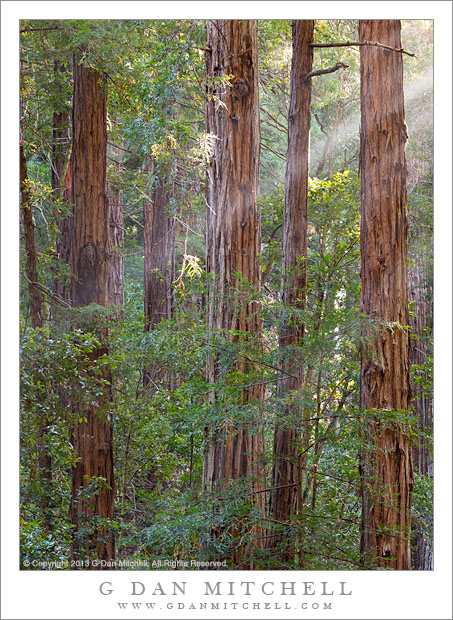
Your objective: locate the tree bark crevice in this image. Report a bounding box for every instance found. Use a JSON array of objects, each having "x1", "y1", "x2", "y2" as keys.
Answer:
[
  {"x1": 359, "y1": 19, "x2": 413, "y2": 571},
  {"x1": 69, "y1": 57, "x2": 115, "y2": 566},
  {"x1": 203, "y1": 19, "x2": 264, "y2": 568}
]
